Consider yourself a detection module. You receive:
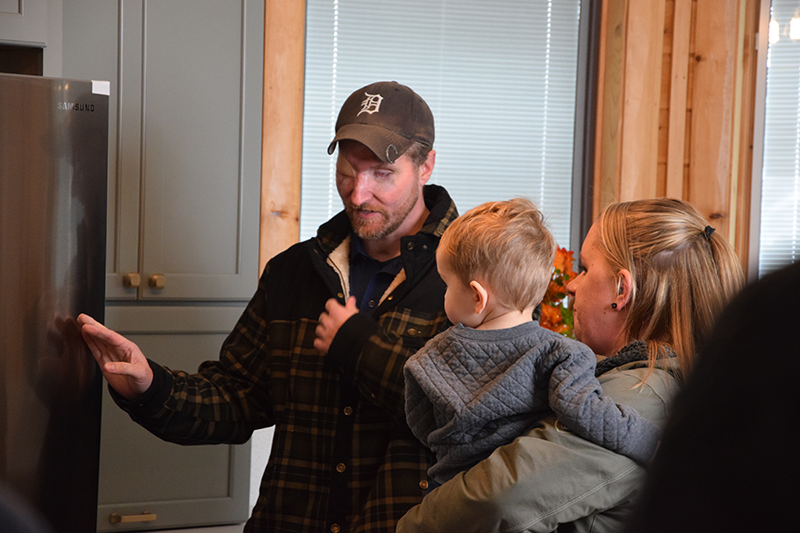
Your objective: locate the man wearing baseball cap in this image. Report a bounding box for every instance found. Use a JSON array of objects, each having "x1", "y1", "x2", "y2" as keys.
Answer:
[{"x1": 78, "y1": 81, "x2": 458, "y2": 532}]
